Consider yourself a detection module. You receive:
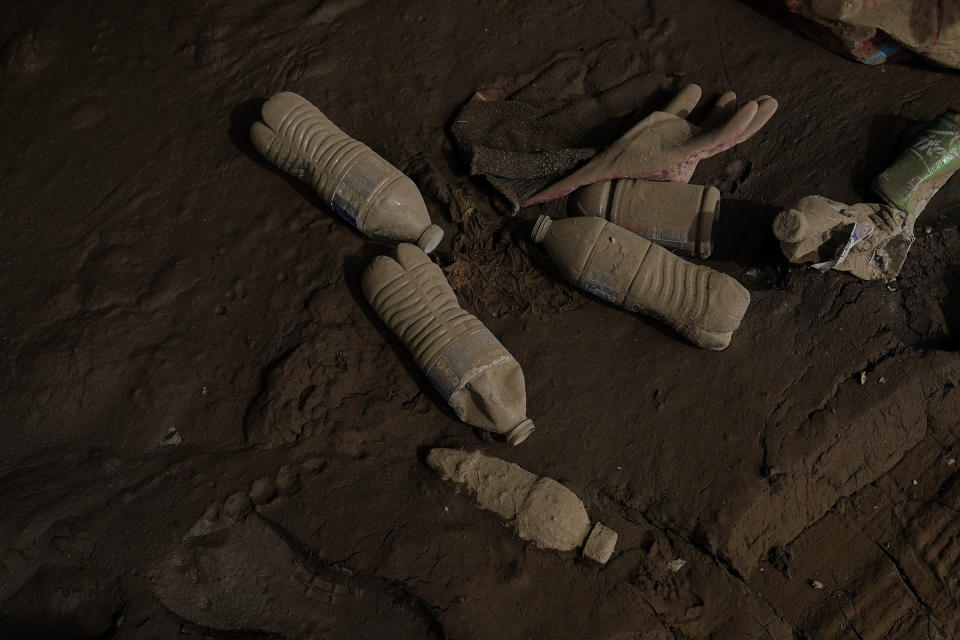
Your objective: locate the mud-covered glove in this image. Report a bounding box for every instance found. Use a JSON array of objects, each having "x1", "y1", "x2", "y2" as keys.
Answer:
[{"x1": 524, "y1": 84, "x2": 777, "y2": 206}]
